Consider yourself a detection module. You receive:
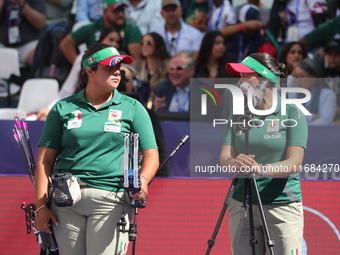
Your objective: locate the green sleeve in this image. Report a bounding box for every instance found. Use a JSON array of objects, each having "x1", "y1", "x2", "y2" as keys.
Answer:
[
  {"x1": 304, "y1": 17, "x2": 340, "y2": 46},
  {"x1": 286, "y1": 105, "x2": 308, "y2": 149},
  {"x1": 131, "y1": 102, "x2": 158, "y2": 151},
  {"x1": 71, "y1": 23, "x2": 98, "y2": 47},
  {"x1": 222, "y1": 115, "x2": 235, "y2": 146},
  {"x1": 38, "y1": 104, "x2": 64, "y2": 150},
  {"x1": 122, "y1": 21, "x2": 143, "y2": 47}
]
